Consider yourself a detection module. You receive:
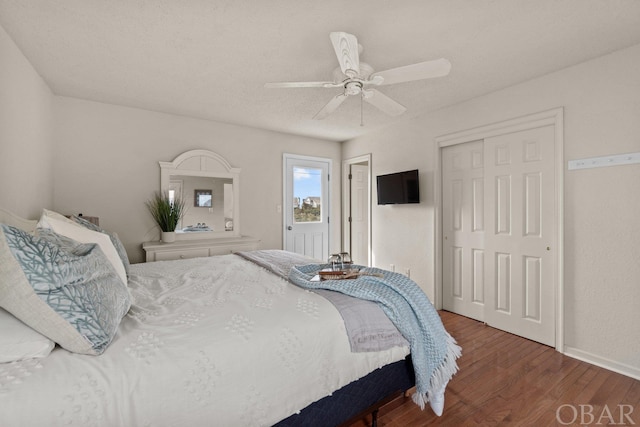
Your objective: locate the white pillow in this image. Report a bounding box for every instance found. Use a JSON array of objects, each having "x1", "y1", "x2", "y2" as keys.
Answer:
[
  {"x1": 0, "y1": 308, "x2": 54, "y2": 363},
  {"x1": 37, "y1": 209, "x2": 127, "y2": 285}
]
